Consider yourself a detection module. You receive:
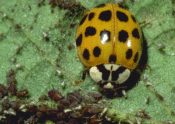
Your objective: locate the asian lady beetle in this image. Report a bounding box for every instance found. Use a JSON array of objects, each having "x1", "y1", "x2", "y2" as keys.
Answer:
[{"x1": 75, "y1": 4, "x2": 142, "y2": 89}]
